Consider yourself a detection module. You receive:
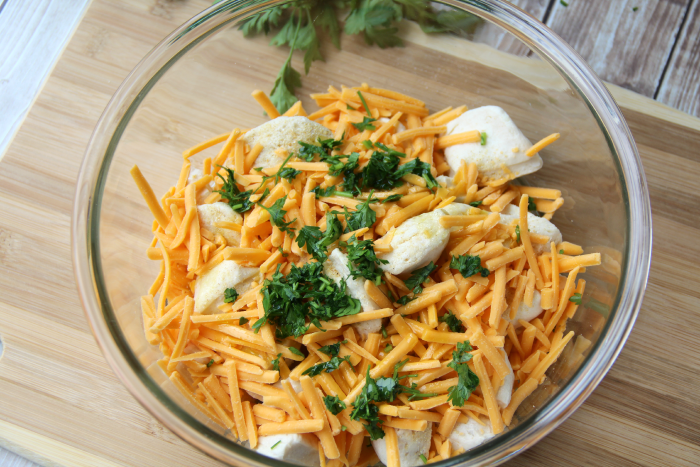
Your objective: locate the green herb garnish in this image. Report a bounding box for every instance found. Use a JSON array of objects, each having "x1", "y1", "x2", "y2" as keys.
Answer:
[
  {"x1": 469, "y1": 200, "x2": 483, "y2": 207},
  {"x1": 384, "y1": 344, "x2": 393, "y2": 352},
  {"x1": 450, "y1": 254, "x2": 489, "y2": 278},
  {"x1": 324, "y1": 395, "x2": 347, "y2": 415},
  {"x1": 383, "y1": 194, "x2": 403, "y2": 203},
  {"x1": 239, "y1": 317, "x2": 249, "y2": 325},
  {"x1": 289, "y1": 346, "x2": 305, "y2": 357},
  {"x1": 420, "y1": 454, "x2": 428, "y2": 464},
  {"x1": 403, "y1": 262, "x2": 437, "y2": 294},
  {"x1": 480, "y1": 132, "x2": 487, "y2": 145},
  {"x1": 295, "y1": 212, "x2": 343, "y2": 262},
  {"x1": 272, "y1": 440, "x2": 282, "y2": 449},
  {"x1": 207, "y1": 359, "x2": 215, "y2": 368},
  {"x1": 271, "y1": 353, "x2": 283, "y2": 371},
  {"x1": 569, "y1": 293, "x2": 583, "y2": 305},
  {"x1": 341, "y1": 235, "x2": 388, "y2": 285},
  {"x1": 303, "y1": 355, "x2": 352, "y2": 376},
  {"x1": 223, "y1": 287, "x2": 239, "y2": 303},
  {"x1": 318, "y1": 340, "x2": 348, "y2": 357},
  {"x1": 215, "y1": 167, "x2": 253, "y2": 213},
  {"x1": 515, "y1": 224, "x2": 521, "y2": 243},
  {"x1": 252, "y1": 262, "x2": 361, "y2": 339},
  {"x1": 446, "y1": 341, "x2": 479, "y2": 406},
  {"x1": 439, "y1": 310, "x2": 465, "y2": 333},
  {"x1": 259, "y1": 195, "x2": 297, "y2": 237}
]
